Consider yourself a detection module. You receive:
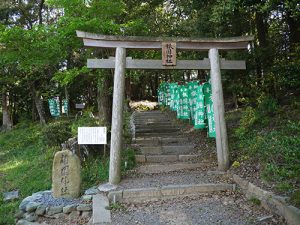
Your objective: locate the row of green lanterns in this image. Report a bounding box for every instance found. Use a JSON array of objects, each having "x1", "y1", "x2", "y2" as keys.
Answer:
[
  {"x1": 158, "y1": 81, "x2": 216, "y2": 138},
  {"x1": 48, "y1": 98, "x2": 69, "y2": 117}
]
